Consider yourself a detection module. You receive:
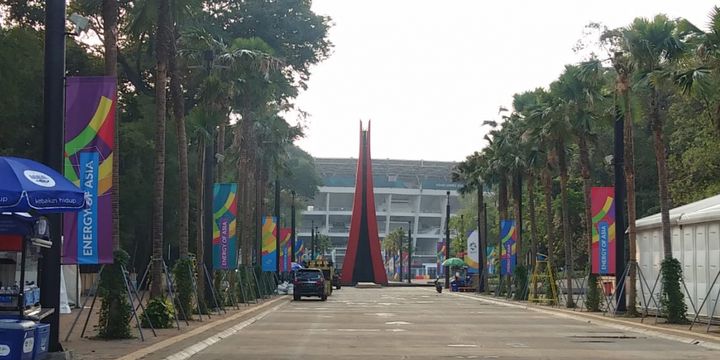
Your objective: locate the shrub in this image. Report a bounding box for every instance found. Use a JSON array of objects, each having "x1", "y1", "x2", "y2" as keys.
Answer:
[
  {"x1": 141, "y1": 297, "x2": 175, "y2": 328},
  {"x1": 172, "y1": 258, "x2": 194, "y2": 320},
  {"x1": 661, "y1": 258, "x2": 688, "y2": 324},
  {"x1": 586, "y1": 274, "x2": 601, "y2": 312},
  {"x1": 513, "y1": 265, "x2": 528, "y2": 300},
  {"x1": 97, "y1": 250, "x2": 133, "y2": 339}
]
